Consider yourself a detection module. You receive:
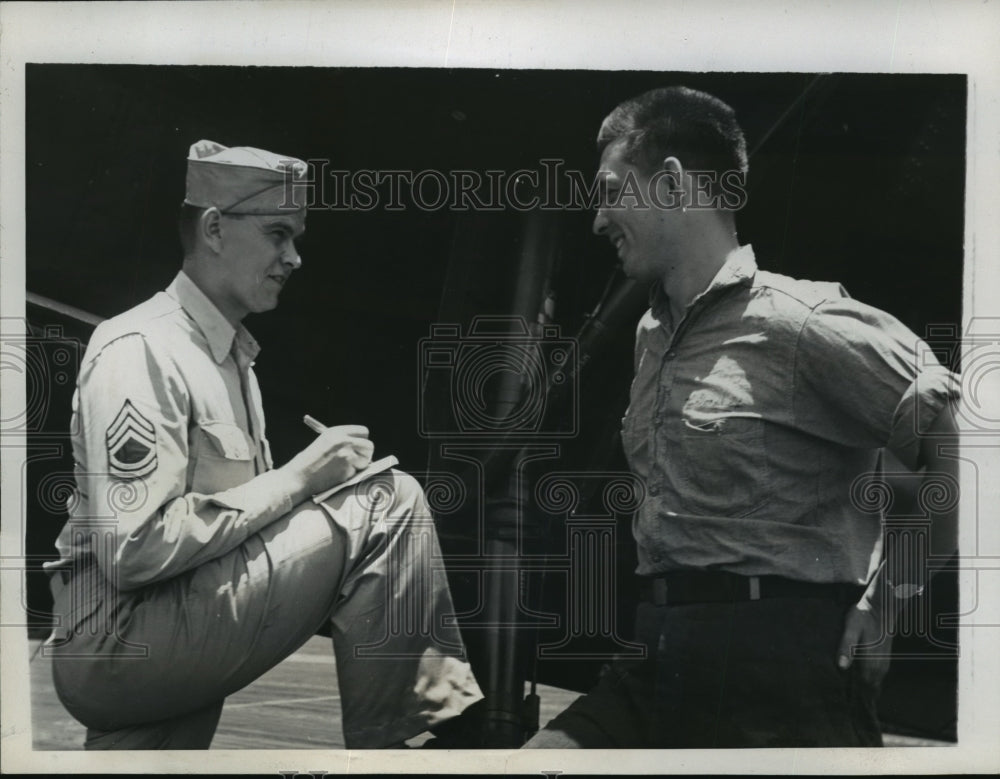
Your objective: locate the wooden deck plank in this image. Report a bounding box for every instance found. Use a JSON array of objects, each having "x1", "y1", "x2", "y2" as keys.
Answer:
[
  {"x1": 211, "y1": 638, "x2": 345, "y2": 749},
  {"x1": 29, "y1": 637, "x2": 943, "y2": 750},
  {"x1": 29, "y1": 636, "x2": 581, "y2": 750},
  {"x1": 29, "y1": 640, "x2": 86, "y2": 751}
]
